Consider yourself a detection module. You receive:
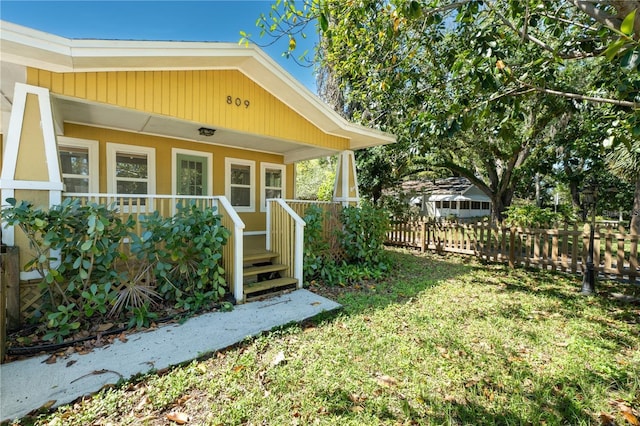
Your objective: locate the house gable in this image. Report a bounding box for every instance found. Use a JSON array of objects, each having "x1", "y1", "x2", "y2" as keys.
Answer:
[{"x1": 27, "y1": 68, "x2": 350, "y2": 151}]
